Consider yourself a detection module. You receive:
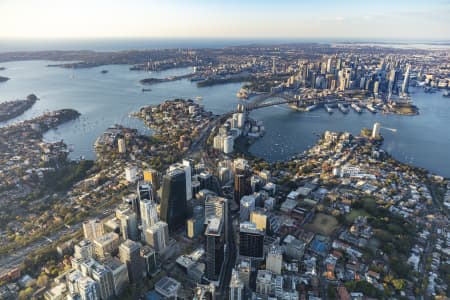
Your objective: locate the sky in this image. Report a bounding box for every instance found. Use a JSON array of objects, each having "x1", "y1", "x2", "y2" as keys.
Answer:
[{"x1": 1, "y1": 0, "x2": 449, "y2": 40}]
